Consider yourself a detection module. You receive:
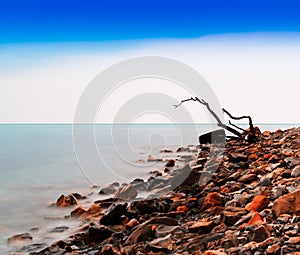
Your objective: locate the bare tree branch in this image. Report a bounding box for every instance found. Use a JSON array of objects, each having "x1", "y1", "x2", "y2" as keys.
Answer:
[
  {"x1": 229, "y1": 120, "x2": 246, "y2": 132},
  {"x1": 174, "y1": 97, "x2": 242, "y2": 137},
  {"x1": 222, "y1": 108, "x2": 254, "y2": 132}
]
